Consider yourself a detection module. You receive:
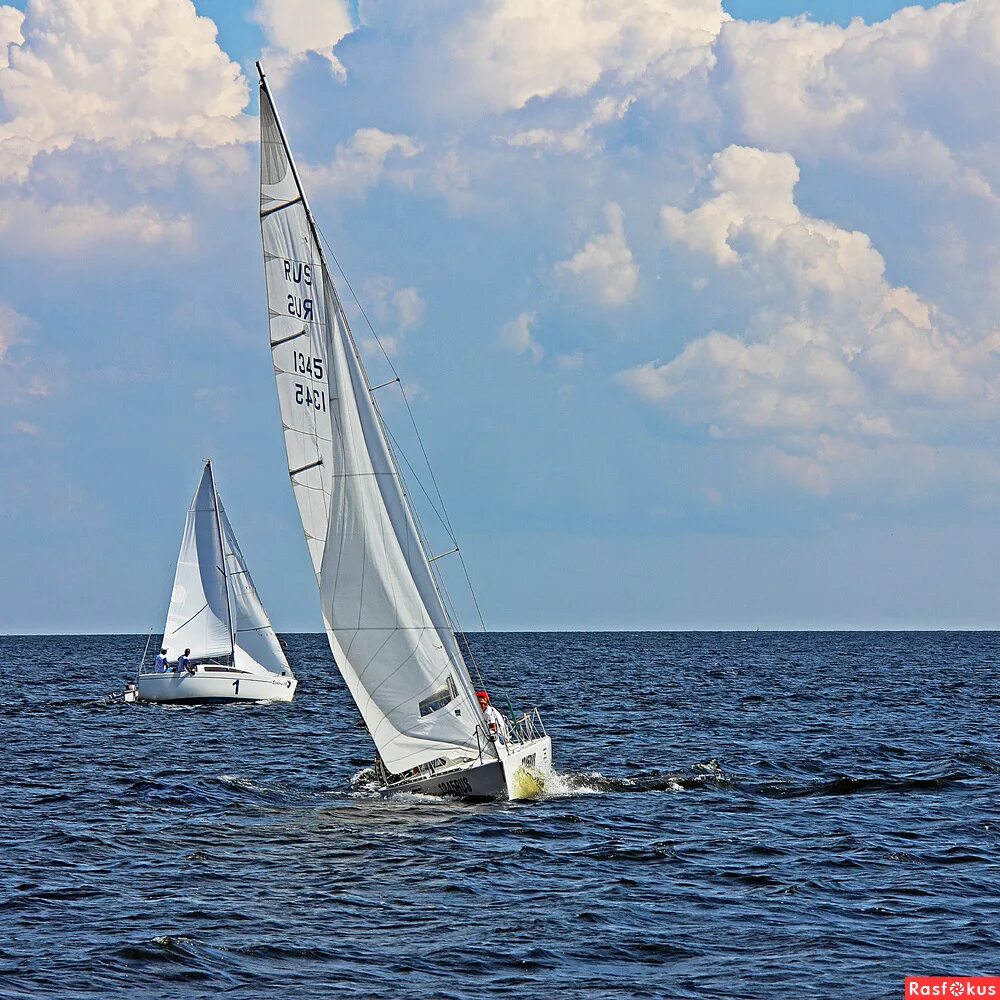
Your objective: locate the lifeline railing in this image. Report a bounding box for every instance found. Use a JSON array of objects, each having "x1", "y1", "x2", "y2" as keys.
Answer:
[
  {"x1": 508, "y1": 707, "x2": 547, "y2": 744},
  {"x1": 379, "y1": 706, "x2": 549, "y2": 785}
]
